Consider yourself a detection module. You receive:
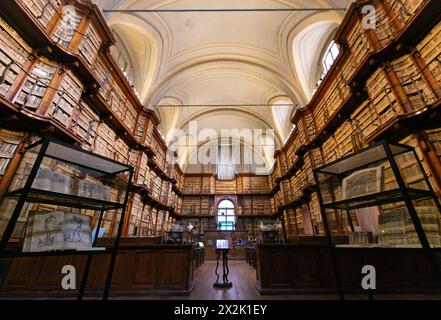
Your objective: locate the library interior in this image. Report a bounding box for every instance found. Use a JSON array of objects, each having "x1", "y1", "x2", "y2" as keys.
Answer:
[{"x1": 0, "y1": 0, "x2": 441, "y2": 300}]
